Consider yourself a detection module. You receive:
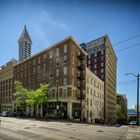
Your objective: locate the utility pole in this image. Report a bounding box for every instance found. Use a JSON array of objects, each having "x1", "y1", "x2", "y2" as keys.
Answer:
[
  {"x1": 56, "y1": 80, "x2": 59, "y2": 120},
  {"x1": 137, "y1": 74, "x2": 139, "y2": 125},
  {"x1": 125, "y1": 73, "x2": 140, "y2": 126}
]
